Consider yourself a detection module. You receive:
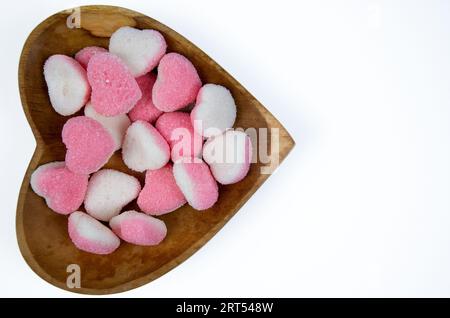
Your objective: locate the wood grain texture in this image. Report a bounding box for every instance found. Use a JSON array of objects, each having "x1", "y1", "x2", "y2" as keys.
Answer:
[{"x1": 17, "y1": 5, "x2": 295, "y2": 294}]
